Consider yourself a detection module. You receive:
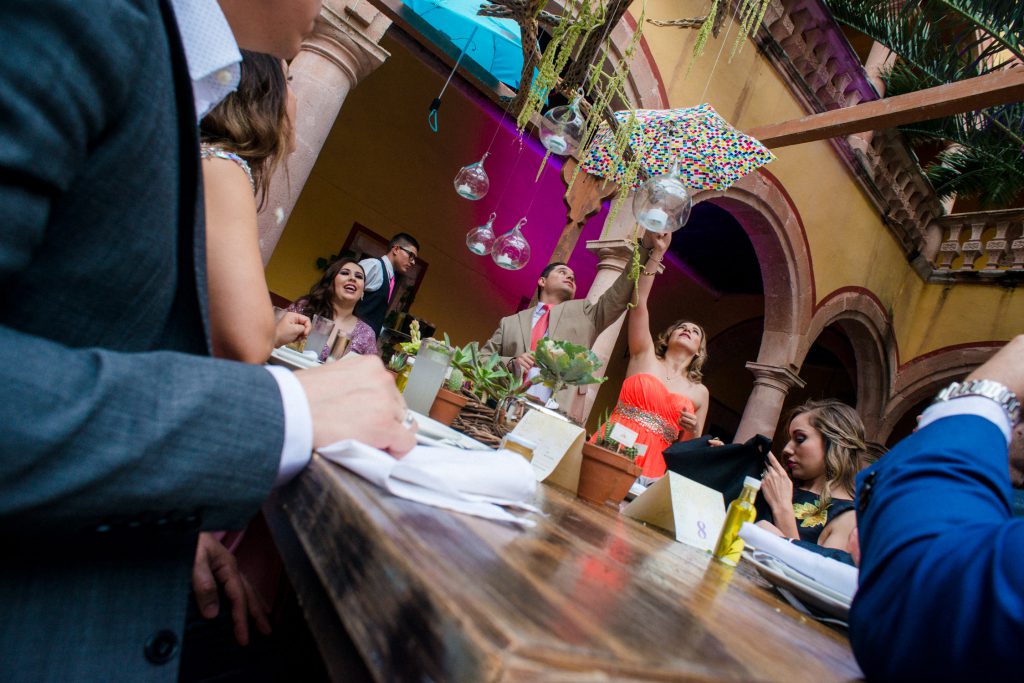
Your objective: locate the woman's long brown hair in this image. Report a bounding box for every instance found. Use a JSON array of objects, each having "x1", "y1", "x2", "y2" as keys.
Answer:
[{"x1": 200, "y1": 50, "x2": 292, "y2": 209}]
